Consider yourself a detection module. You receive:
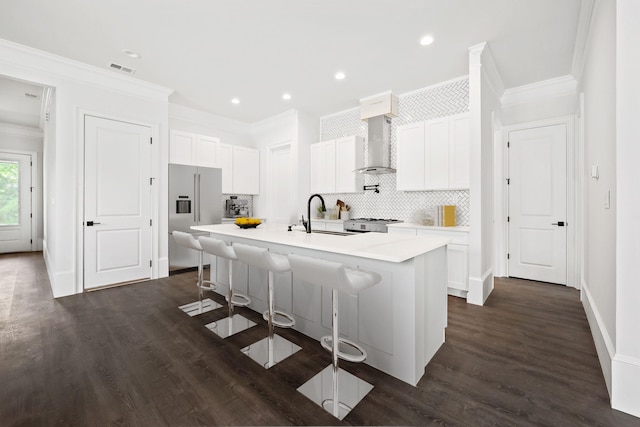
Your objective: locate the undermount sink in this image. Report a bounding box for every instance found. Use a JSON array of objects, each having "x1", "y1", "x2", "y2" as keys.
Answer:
[{"x1": 310, "y1": 230, "x2": 357, "y2": 236}]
